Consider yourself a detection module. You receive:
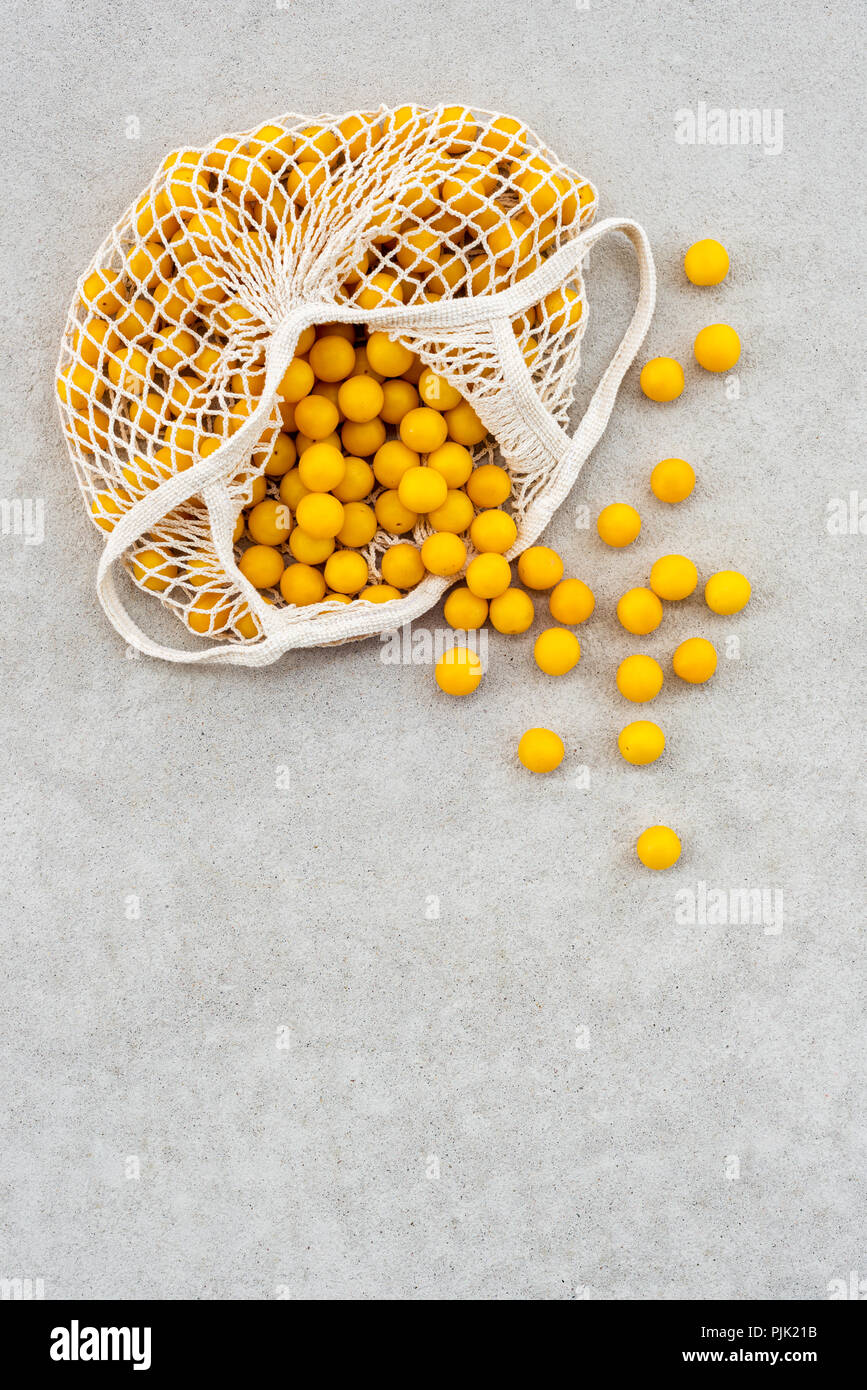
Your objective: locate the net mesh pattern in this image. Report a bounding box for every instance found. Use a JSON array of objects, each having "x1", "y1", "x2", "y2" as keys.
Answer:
[{"x1": 57, "y1": 104, "x2": 597, "y2": 648}]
